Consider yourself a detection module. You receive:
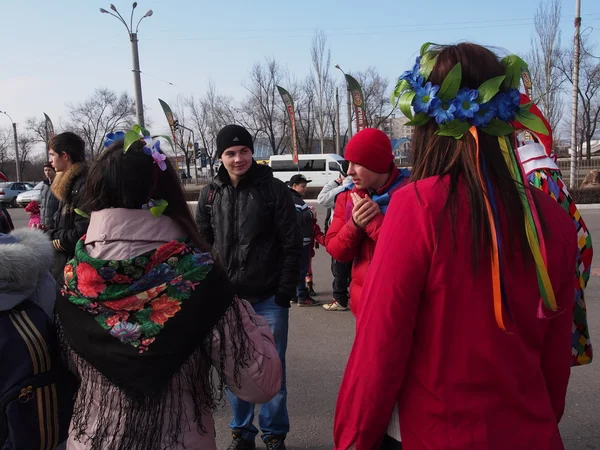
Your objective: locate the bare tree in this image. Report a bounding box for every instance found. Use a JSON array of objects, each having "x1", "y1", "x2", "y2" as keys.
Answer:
[
  {"x1": 242, "y1": 58, "x2": 289, "y2": 155},
  {"x1": 311, "y1": 30, "x2": 332, "y2": 153},
  {"x1": 558, "y1": 36, "x2": 600, "y2": 160},
  {"x1": 171, "y1": 97, "x2": 198, "y2": 178},
  {"x1": 290, "y1": 76, "x2": 317, "y2": 154},
  {"x1": 352, "y1": 67, "x2": 392, "y2": 129},
  {"x1": 188, "y1": 83, "x2": 238, "y2": 176},
  {"x1": 0, "y1": 128, "x2": 10, "y2": 174},
  {"x1": 66, "y1": 88, "x2": 136, "y2": 158},
  {"x1": 16, "y1": 134, "x2": 35, "y2": 179},
  {"x1": 528, "y1": 0, "x2": 564, "y2": 144}
]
